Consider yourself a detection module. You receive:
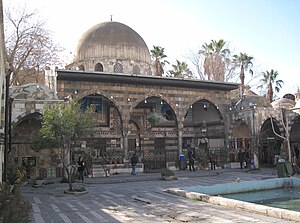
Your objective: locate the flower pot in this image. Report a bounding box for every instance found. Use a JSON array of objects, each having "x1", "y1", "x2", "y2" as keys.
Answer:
[
  {"x1": 35, "y1": 179, "x2": 45, "y2": 185},
  {"x1": 162, "y1": 176, "x2": 174, "y2": 181}
]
